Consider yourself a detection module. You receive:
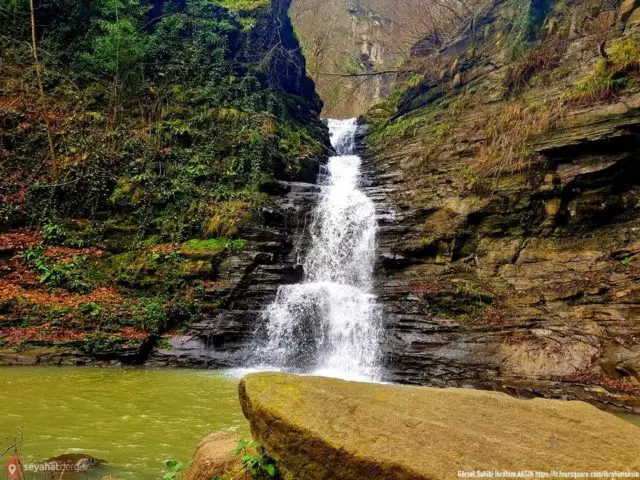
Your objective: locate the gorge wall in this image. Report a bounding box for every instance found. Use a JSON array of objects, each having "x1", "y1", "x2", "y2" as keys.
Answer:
[
  {"x1": 290, "y1": 0, "x2": 400, "y2": 118},
  {"x1": 0, "y1": 0, "x2": 329, "y2": 364},
  {"x1": 364, "y1": 0, "x2": 640, "y2": 412},
  {"x1": 2, "y1": 0, "x2": 640, "y2": 417}
]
